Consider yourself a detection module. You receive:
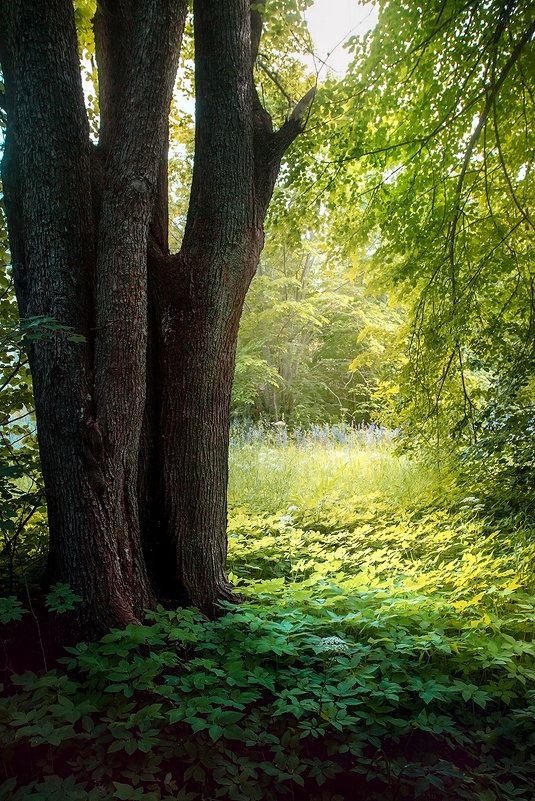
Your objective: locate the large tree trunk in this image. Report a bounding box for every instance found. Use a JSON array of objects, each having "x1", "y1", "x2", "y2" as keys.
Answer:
[
  {"x1": 144, "y1": 0, "x2": 314, "y2": 612},
  {"x1": 151, "y1": 241, "x2": 262, "y2": 611},
  {"x1": 148, "y1": 0, "x2": 261, "y2": 610},
  {"x1": 0, "y1": 0, "x2": 153, "y2": 632},
  {"x1": 0, "y1": 0, "x2": 187, "y2": 635},
  {"x1": 0, "y1": 0, "x2": 314, "y2": 635}
]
